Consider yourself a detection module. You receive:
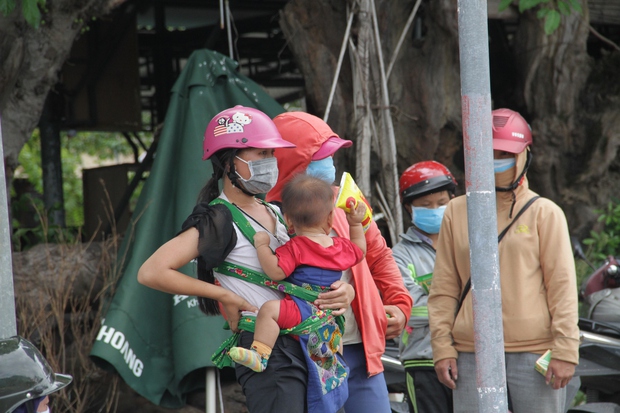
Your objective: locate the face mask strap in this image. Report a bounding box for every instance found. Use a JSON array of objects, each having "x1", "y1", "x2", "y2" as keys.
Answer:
[{"x1": 227, "y1": 151, "x2": 257, "y2": 196}]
